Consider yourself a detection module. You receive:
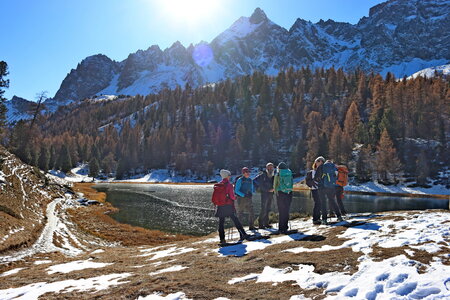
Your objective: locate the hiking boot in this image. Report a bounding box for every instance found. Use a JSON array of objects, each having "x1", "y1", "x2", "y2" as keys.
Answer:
[
  {"x1": 219, "y1": 239, "x2": 226, "y2": 245},
  {"x1": 337, "y1": 217, "x2": 344, "y2": 222},
  {"x1": 249, "y1": 226, "x2": 257, "y2": 231},
  {"x1": 321, "y1": 220, "x2": 329, "y2": 225},
  {"x1": 264, "y1": 224, "x2": 273, "y2": 229},
  {"x1": 313, "y1": 220, "x2": 322, "y2": 225}
]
